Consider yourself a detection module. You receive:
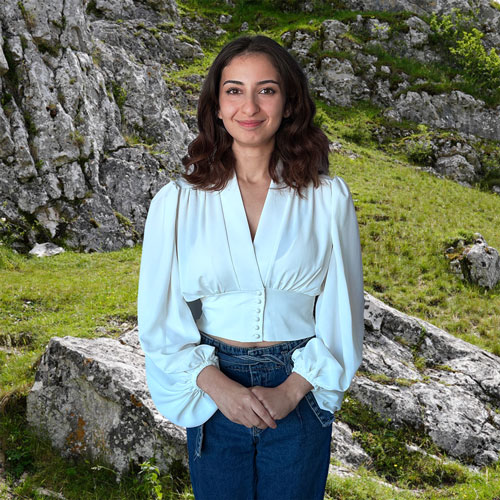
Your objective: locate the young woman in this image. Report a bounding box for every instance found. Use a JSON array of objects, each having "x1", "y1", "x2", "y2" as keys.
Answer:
[{"x1": 138, "y1": 35, "x2": 364, "y2": 500}]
